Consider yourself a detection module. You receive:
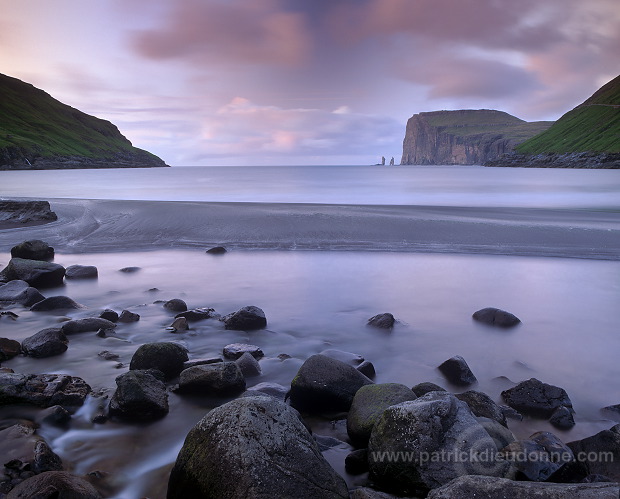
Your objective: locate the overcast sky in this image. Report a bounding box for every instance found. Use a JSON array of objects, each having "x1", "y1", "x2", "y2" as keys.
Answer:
[{"x1": 1, "y1": 0, "x2": 618, "y2": 166}]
